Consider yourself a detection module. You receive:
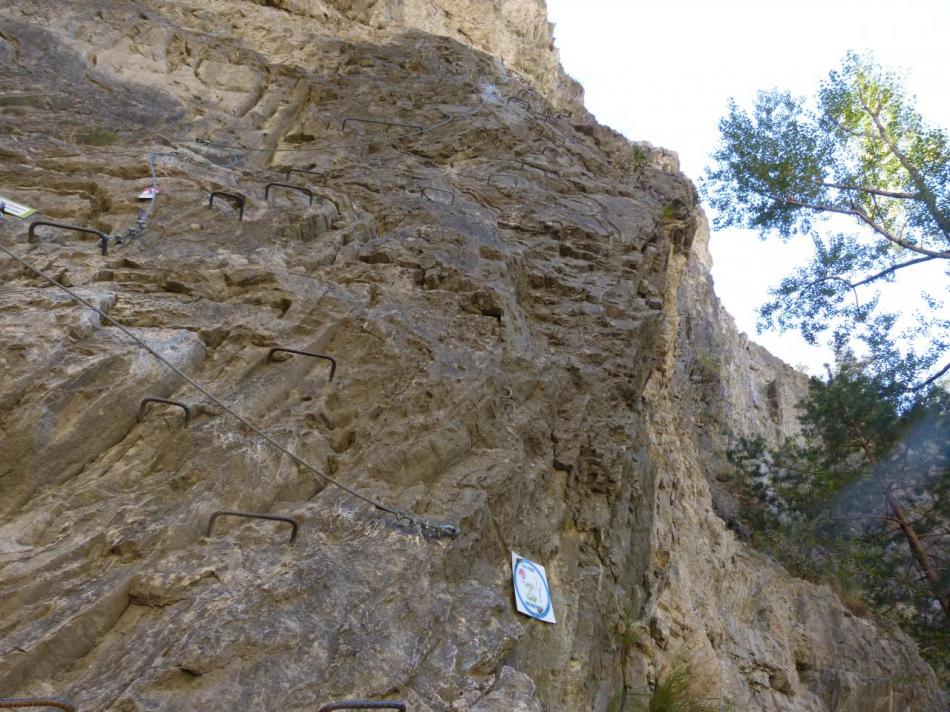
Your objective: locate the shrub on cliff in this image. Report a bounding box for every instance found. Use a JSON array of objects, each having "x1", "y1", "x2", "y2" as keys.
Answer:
[{"x1": 727, "y1": 354, "x2": 949, "y2": 685}]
